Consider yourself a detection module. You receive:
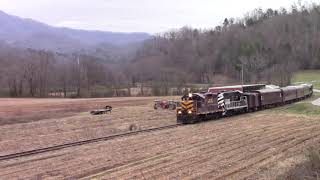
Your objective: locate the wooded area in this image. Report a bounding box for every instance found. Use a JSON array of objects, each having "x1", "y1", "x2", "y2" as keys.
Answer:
[{"x1": 0, "y1": 3, "x2": 320, "y2": 97}]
